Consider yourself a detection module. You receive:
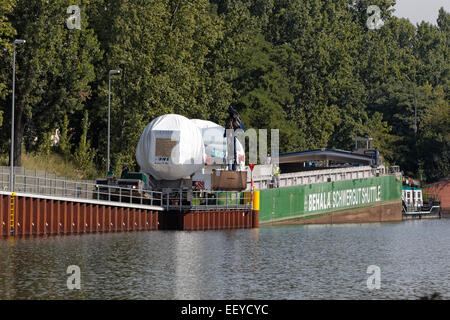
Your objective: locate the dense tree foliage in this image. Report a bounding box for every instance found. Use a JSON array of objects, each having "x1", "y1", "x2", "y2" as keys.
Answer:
[
  {"x1": 0, "y1": 0, "x2": 16, "y2": 127},
  {"x1": 0, "y1": 0, "x2": 448, "y2": 183},
  {"x1": 0, "y1": 0, "x2": 100, "y2": 167}
]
